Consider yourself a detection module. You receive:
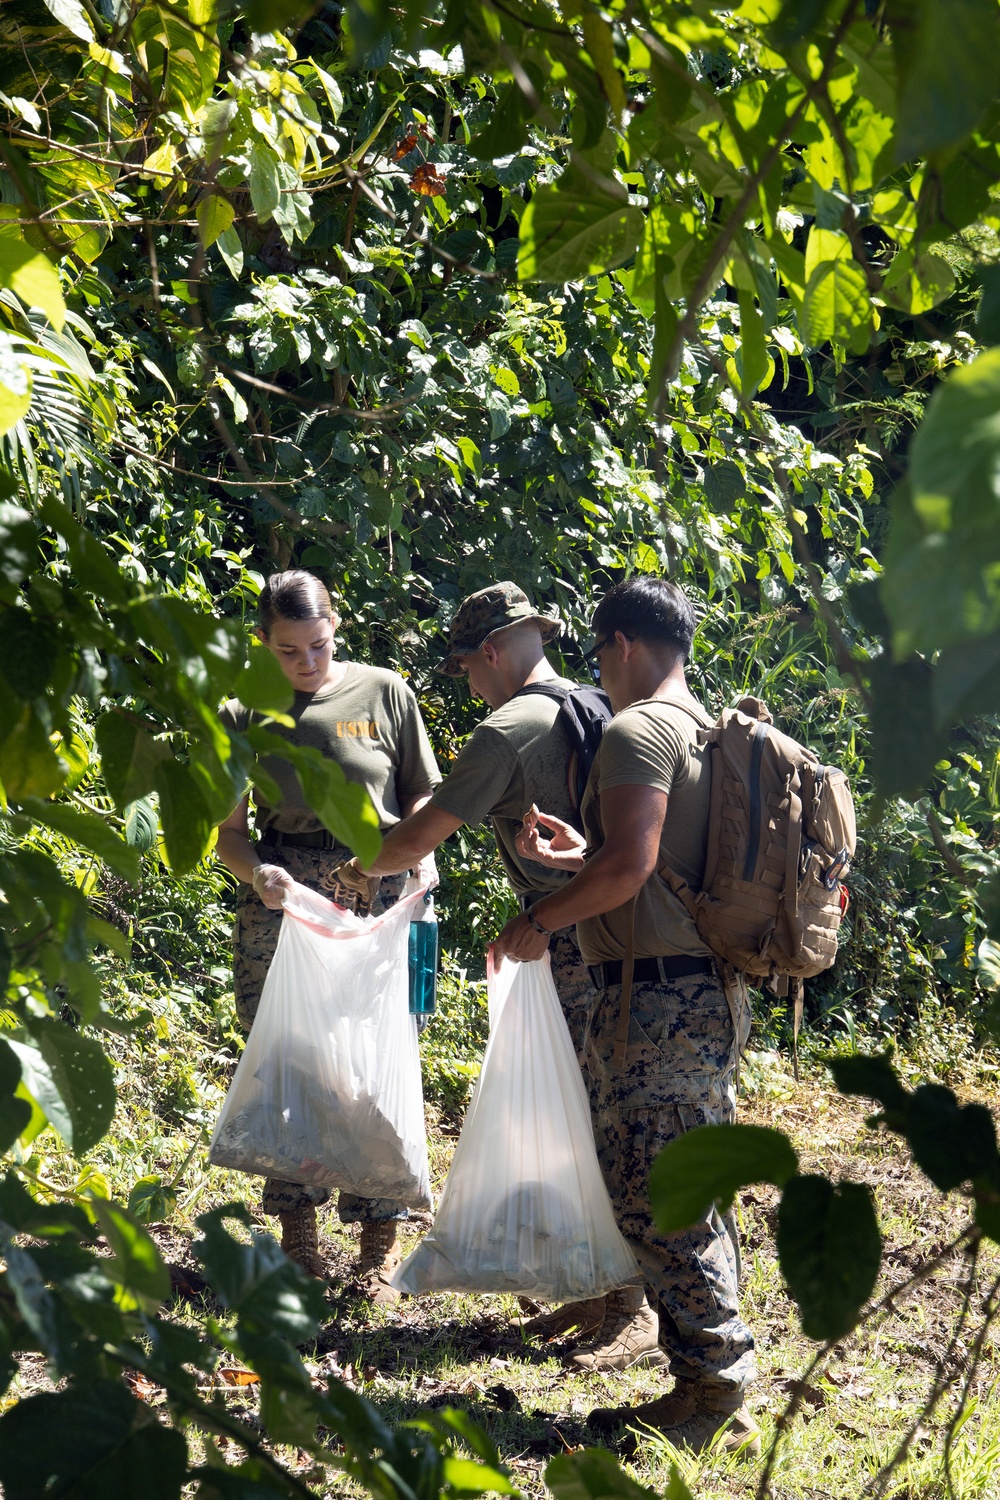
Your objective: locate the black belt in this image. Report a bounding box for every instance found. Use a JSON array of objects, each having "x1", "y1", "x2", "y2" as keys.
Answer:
[
  {"x1": 258, "y1": 829, "x2": 343, "y2": 851},
  {"x1": 587, "y1": 955, "x2": 715, "y2": 990}
]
